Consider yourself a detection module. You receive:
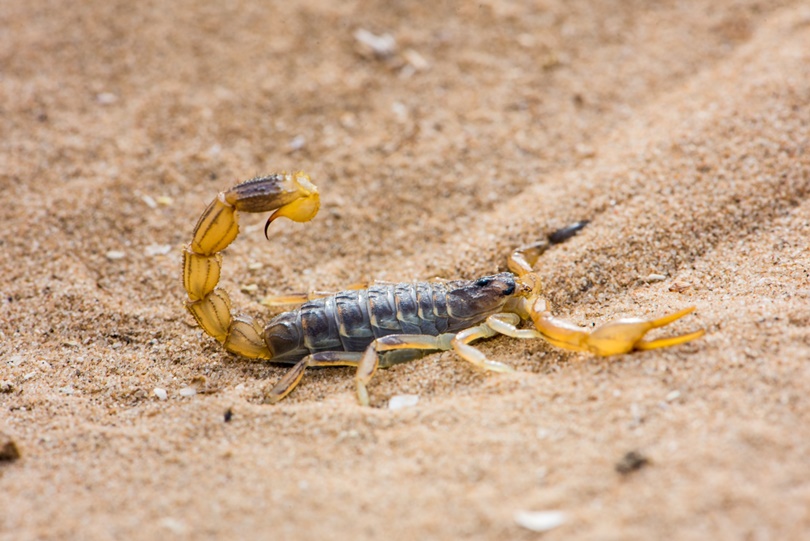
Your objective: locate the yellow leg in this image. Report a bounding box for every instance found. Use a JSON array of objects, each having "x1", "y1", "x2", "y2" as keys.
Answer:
[
  {"x1": 452, "y1": 325, "x2": 515, "y2": 373},
  {"x1": 529, "y1": 300, "x2": 705, "y2": 356},
  {"x1": 261, "y1": 282, "x2": 369, "y2": 307}
]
